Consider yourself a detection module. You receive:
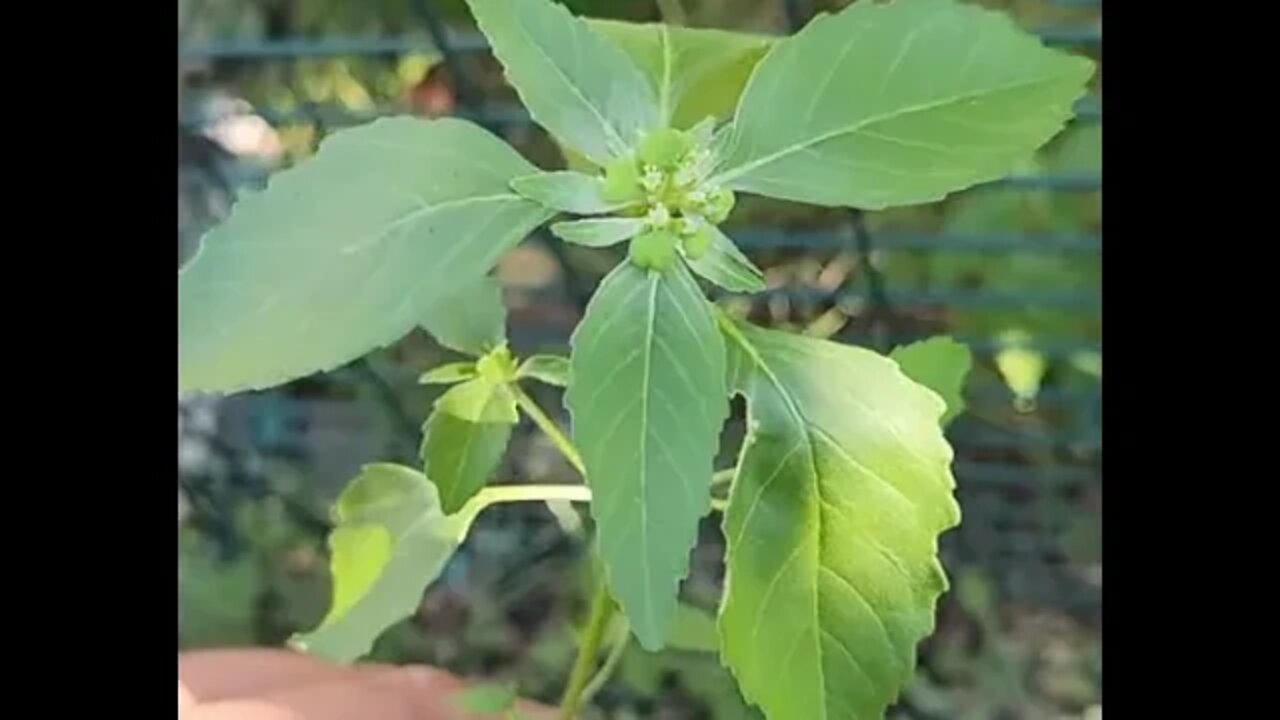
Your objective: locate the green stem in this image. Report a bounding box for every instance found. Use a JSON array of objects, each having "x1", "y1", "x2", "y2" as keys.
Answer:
[
  {"x1": 507, "y1": 383, "x2": 615, "y2": 718},
  {"x1": 580, "y1": 622, "x2": 631, "y2": 706},
  {"x1": 512, "y1": 383, "x2": 586, "y2": 475},
  {"x1": 558, "y1": 580, "x2": 616, "y2": 720}
]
